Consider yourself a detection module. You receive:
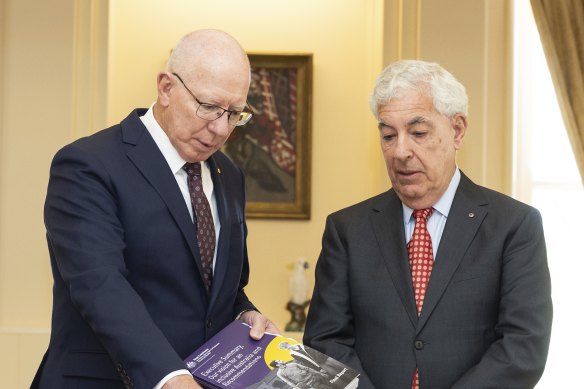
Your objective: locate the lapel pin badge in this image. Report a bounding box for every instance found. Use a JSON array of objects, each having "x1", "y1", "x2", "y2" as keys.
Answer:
[
  {"x1": 217, "y1": 168, "x2": 221, "y2": 174},
  {"x1": 468, "y1": 212, "x2": 475, "y2": 218}
]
